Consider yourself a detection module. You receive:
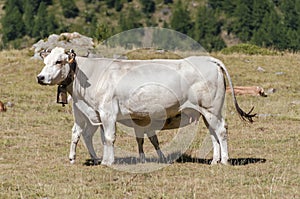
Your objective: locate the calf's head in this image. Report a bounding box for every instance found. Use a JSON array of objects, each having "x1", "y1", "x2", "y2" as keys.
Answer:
[{"x1": 37, "y1": 47, "x2": 76, "y2": 85}]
